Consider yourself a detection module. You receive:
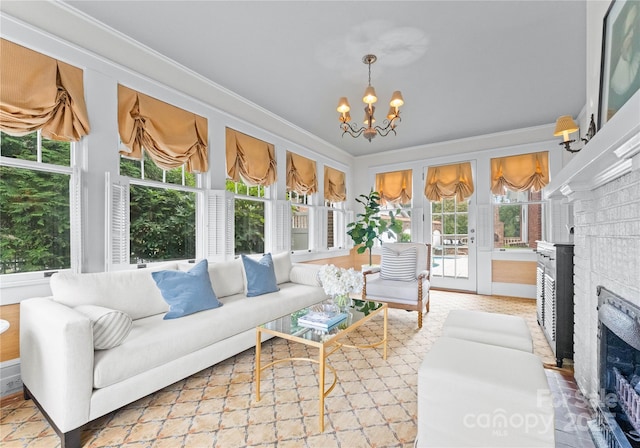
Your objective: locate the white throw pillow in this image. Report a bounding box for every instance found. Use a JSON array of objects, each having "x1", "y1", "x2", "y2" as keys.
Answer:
[
  {"x1": 380, "y1": 246, "x2": 417, "y2": 282},
  {"x1": 75, "y1": 305, "x2": 132, "y2": 350},
  {"x1": 271, "y1": 251, "x2": 292, "y2": 284}
]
